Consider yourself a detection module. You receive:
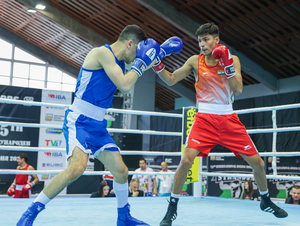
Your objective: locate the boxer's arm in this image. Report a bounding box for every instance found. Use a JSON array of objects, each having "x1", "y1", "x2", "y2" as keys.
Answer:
[
  {"x1": 229, "y1": 55, "x2": 243, "y2": 96},
  {"x1": 85, "y1": 47, "x2": 139, "y2": 93},
  {"x1": 28, "y1": 165, "x2": 39, "y2": 184},
  {"x1": 157, "y1": 55, "x2": 196, "y2": 86}
]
